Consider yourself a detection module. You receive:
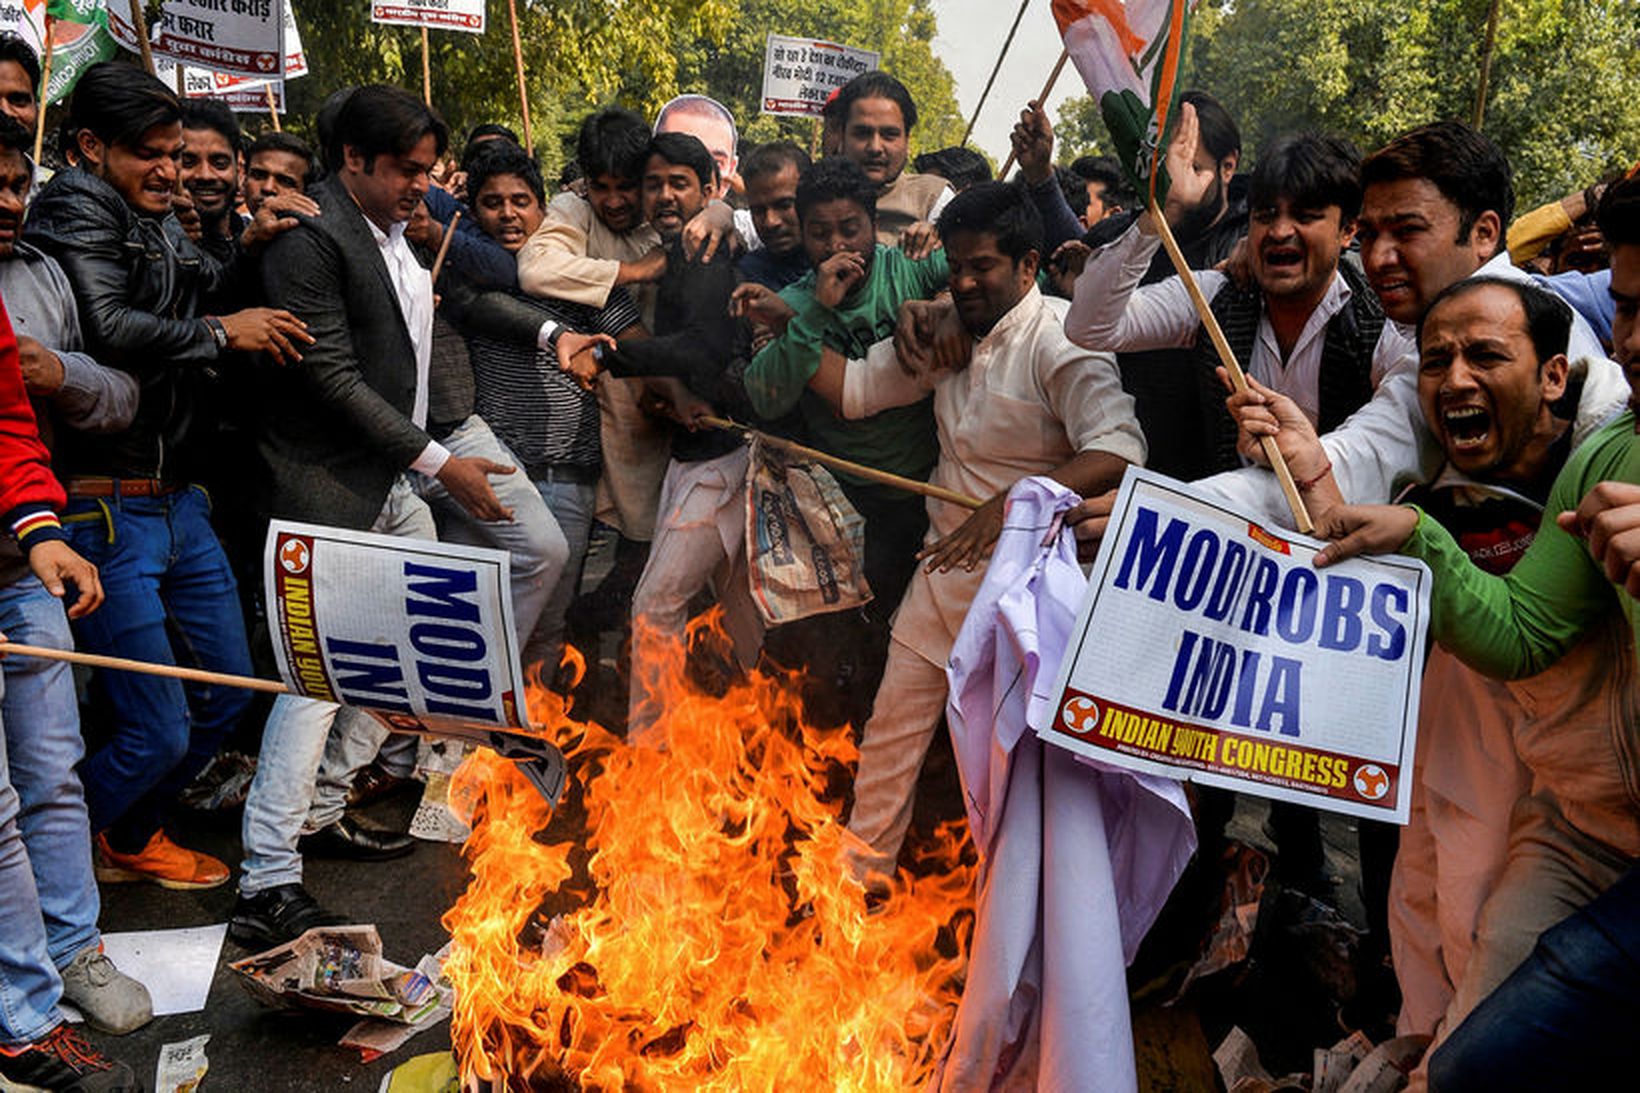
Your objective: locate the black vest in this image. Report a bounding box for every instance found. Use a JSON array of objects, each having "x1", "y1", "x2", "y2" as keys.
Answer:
[{"x1": 1194, "y1": 261, "x2": 1386, "y2": 473}]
